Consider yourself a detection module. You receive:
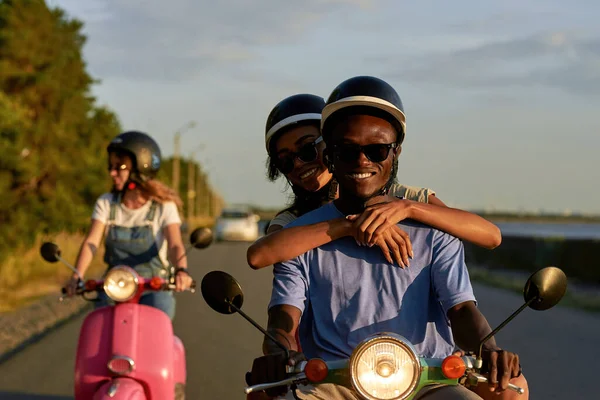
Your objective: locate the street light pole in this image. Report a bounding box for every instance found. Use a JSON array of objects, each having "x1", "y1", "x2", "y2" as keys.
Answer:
[
  {"x1": 186, "y1": 144, "x2": 205, "y2": 226},
  {"x1": 187, "y1": 157, "x2": 195, "y2": 224},
  {"x1": 202, "y1": 158, "x2": 221, "y2": 217},
  {"x1": 172, "y1": 121, "x2": 196, "y2": 194},
  {"x1": 173, "y1": 133, "x2": 180, "y2": 192},
  {"x1": 196, "y1": 164, "x2": 203, "y2": 217}
]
